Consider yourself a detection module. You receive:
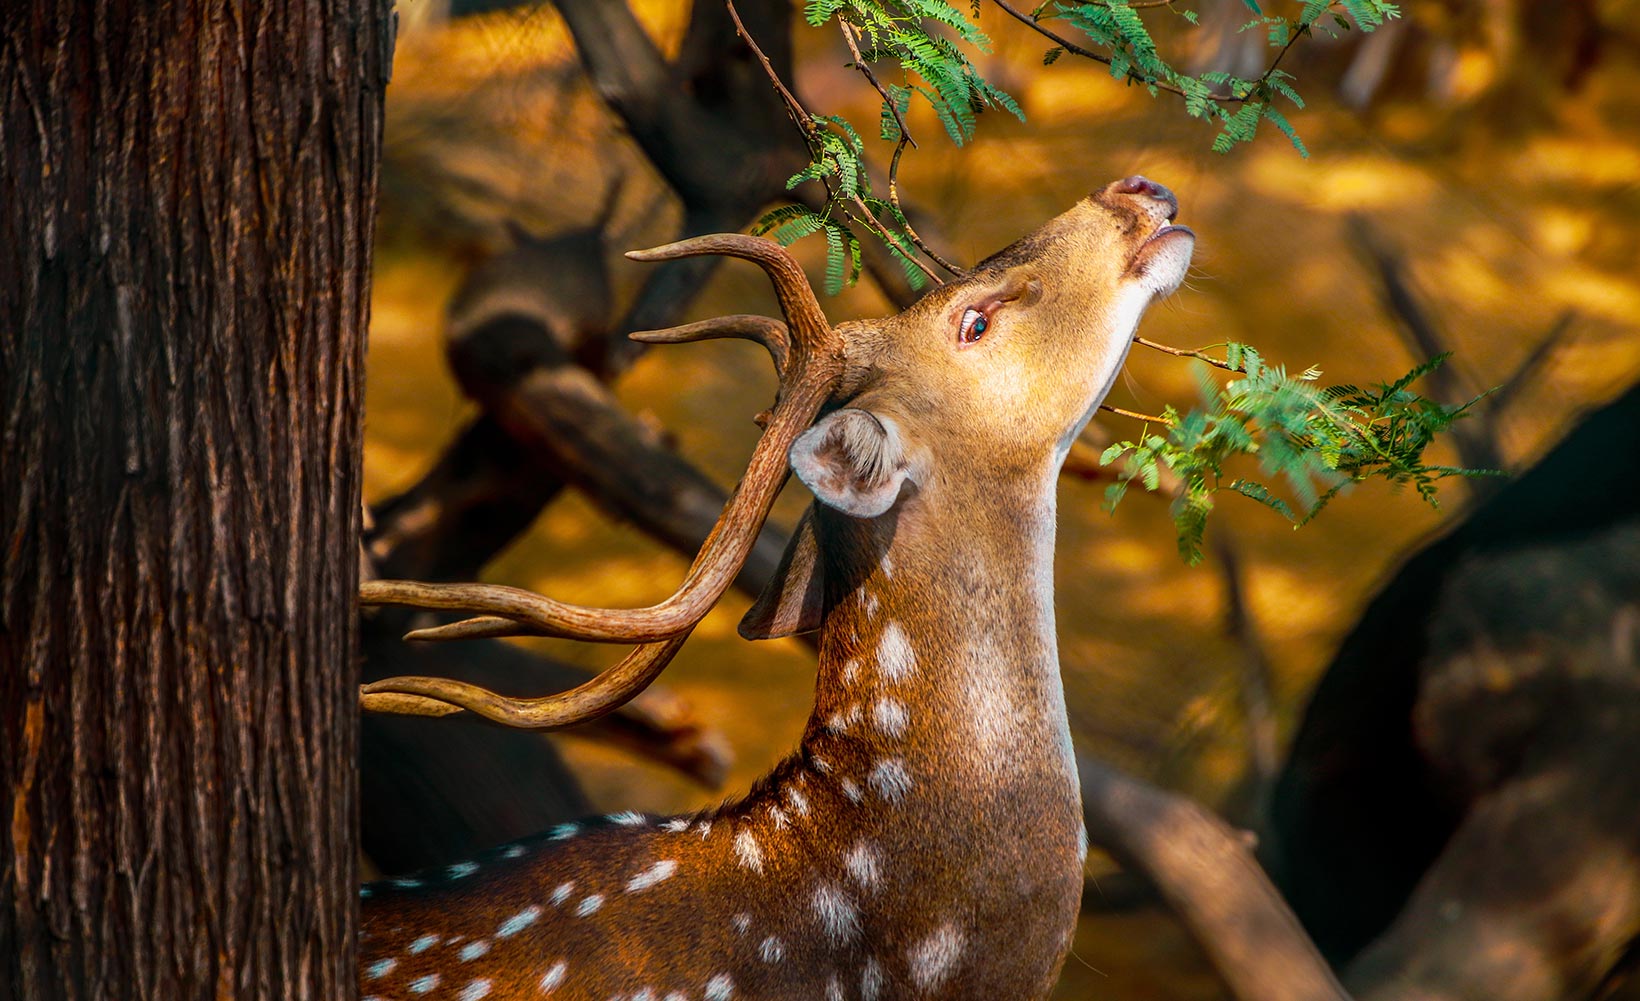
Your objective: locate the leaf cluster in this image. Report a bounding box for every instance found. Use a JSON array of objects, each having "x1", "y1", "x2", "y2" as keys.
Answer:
[
  {"x1": 757, "y1": 1, "x2": 1027, "y2": 293},
  {"x1": 758, "y1": 0, "x2": 1400, "y2": 293},
  {"x1": 1039, "y1": 0, "x2": 1397, "y2": 156},
  {"x1": 1099, "y1": 345, "x2": 1493, "y2": 563}
]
